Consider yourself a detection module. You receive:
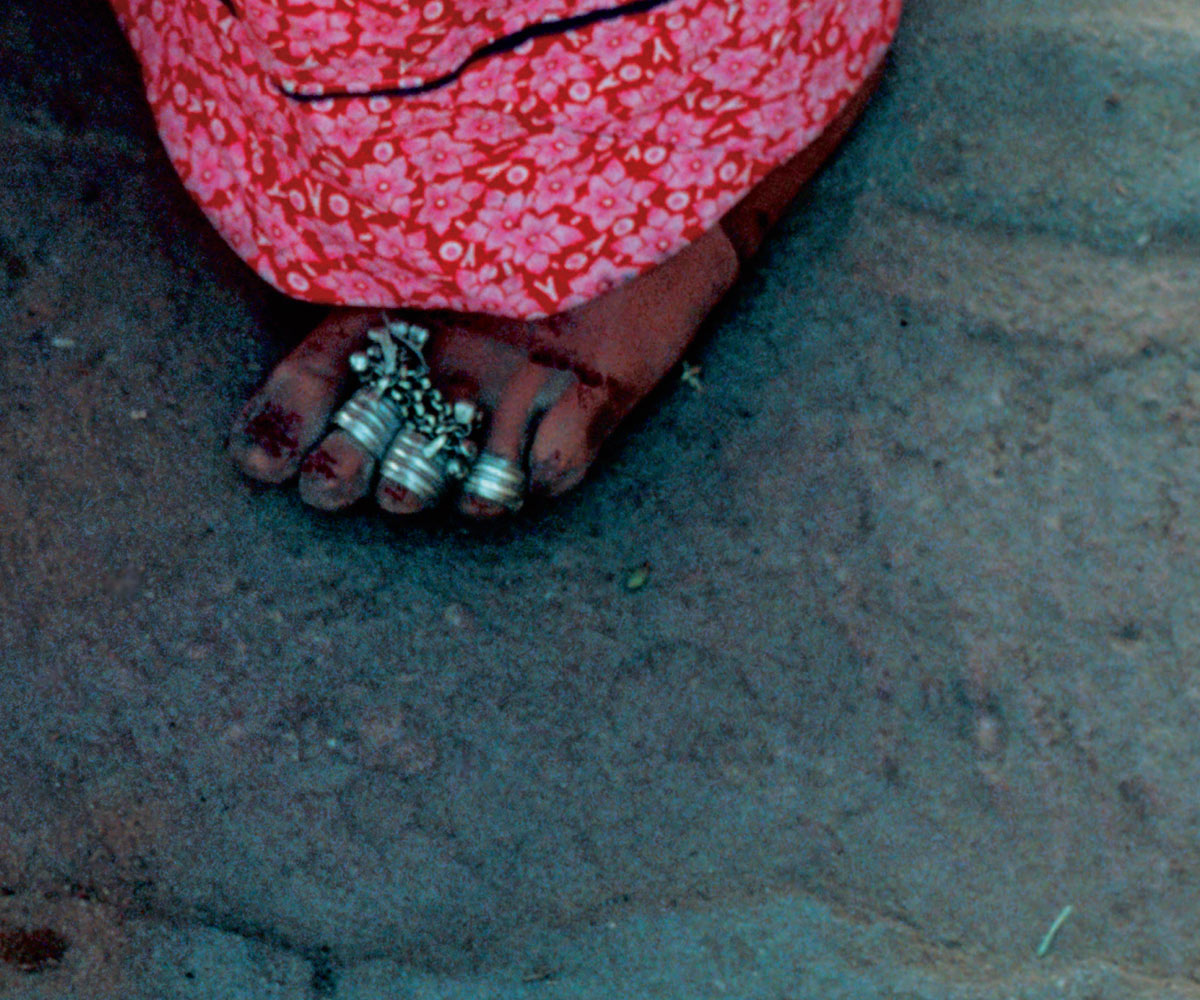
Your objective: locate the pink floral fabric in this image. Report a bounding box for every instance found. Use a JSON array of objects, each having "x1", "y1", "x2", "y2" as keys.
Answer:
[{"x1": 111, "y1": 0, "x2": 901, "y2": 318}]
